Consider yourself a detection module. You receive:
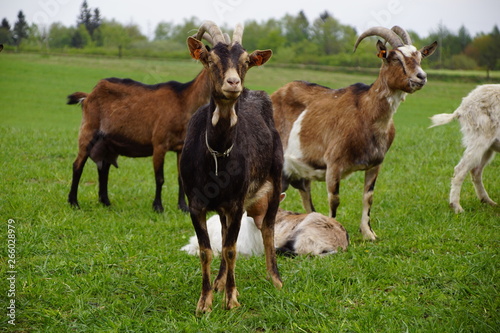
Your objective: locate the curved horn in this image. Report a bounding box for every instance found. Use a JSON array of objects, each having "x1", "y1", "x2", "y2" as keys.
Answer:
[
  {"x1": 353, "y1": 26, "x2": 404, "y2": 52},
  {"x1": 191, "y1": 32, "x2": 214, "y2": 45},
  {"x1": 223, "y1": 33, "x2": 231, "y2": 44},
  {"x1": 196, "y1": 20, "x2": 226, "y2": 45},
  {"x1": 232, "y1": 23, "x2": 244, "y2": 45},
  {"x1": 391, "y1": 26, "x2": 412, "y2": 45}
]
